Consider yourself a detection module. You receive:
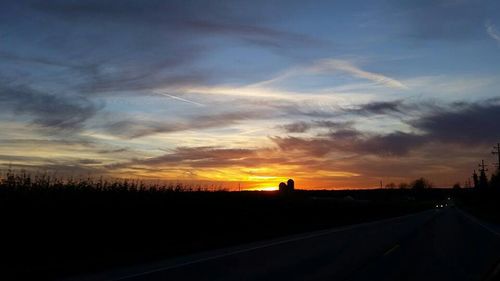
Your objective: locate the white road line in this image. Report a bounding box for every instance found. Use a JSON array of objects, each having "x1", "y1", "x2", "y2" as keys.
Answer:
[
  {"x1": 456, "y1": 209, "x2": 500, "y2": 281},
  {"x1": 107, "y1": 210, "x2": 434, "y2": 281},
  {"x1": 457, "y1": 209, "x2": 500, "y2": 237}
]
